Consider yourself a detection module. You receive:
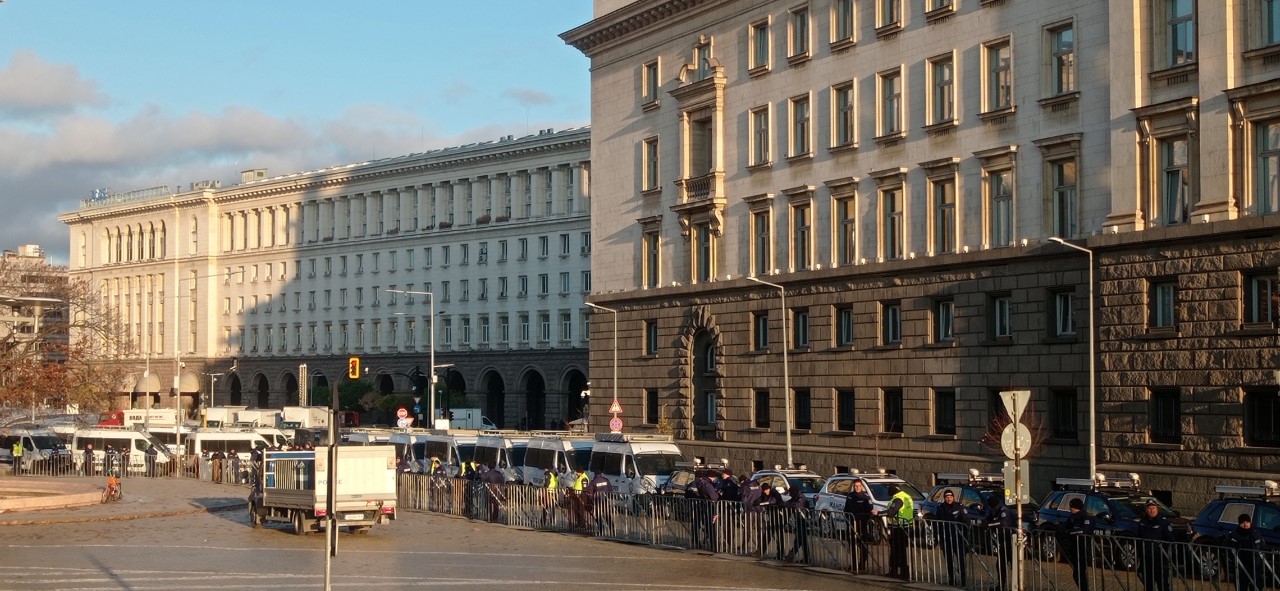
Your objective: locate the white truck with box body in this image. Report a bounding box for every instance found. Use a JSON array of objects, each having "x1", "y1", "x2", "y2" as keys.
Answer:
[
  {"x1": 247, "y1": 445, "x2": 397, "y2": 535},
  {"x1": 445, "y1": 408, "x2": 496, "y2": 430}
]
